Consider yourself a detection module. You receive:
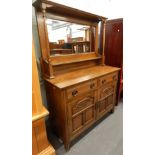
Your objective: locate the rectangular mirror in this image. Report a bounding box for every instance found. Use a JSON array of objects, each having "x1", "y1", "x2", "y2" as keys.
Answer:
[{"x1": 46, "y1": 19, "x2": 95, "y2": 56}]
